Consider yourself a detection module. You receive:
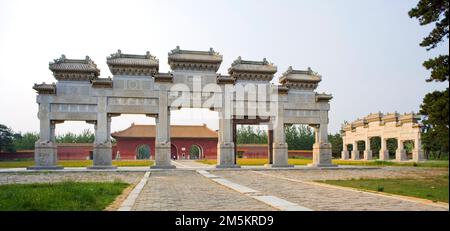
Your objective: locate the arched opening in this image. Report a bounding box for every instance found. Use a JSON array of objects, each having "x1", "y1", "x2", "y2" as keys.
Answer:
[
  {"x1": 171, "y1": 144, "x2": 178, "y2": 160},
  {"x1": 189, "y1": 144, "x2": 203, "y2": 160},
  {"x1": 136, "y1": 144, "x2": 151, "y2": 159},
  {"x1": 370, "y1": 136, "x2": 381, "y2": 159},
  {"x1": 347, "y1": 144, "x2": 354, "y2": 158},
  {"x1": 386, "y1": 138, "x2": 398, "y2": 159},
  {"x1": 404, "y1": 140, "x2": 414, "y2": 160},
  {"x1": 357, "y1": 140, "x2": 365, "y2": 159}
]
